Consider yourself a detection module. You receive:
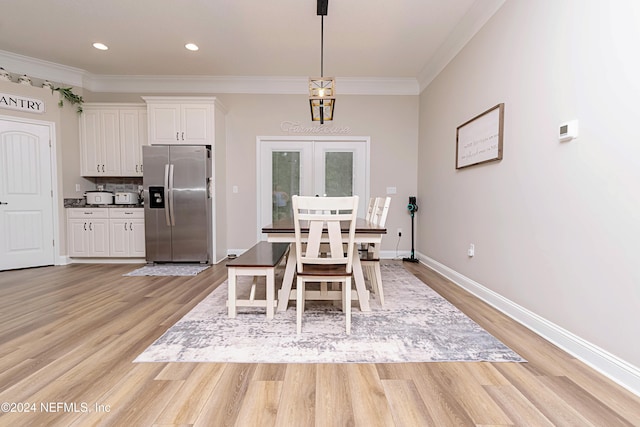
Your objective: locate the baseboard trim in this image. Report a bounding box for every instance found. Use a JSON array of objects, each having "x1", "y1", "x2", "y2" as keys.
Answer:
[
  {"x1": 417, "y1": 252, "x2": 640, "y2": 397},
  {"x1": 380, "y1": 250, "x2": 411, "y2": 260},
  {"x1": 66, "y1": 258, "x2": 146, "y2": 264}
]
